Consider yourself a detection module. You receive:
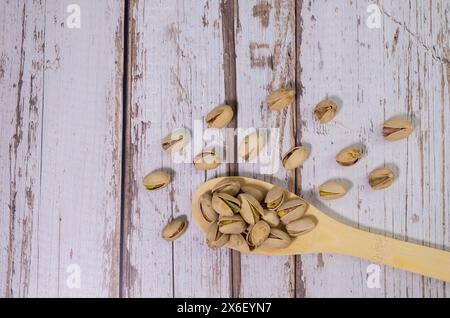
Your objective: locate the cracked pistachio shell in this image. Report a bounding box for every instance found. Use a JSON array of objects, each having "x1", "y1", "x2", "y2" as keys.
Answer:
[
  {"x1": 336, "y1": 146, "x2": 362, "y2": 166},
  {"x1": 212, "y1": 179, "x2": 241, "y2": 197},
  {"x1": 193, "y1": 151, "x2": 220, "y2": 170},
  {"x1": 267, "y1": 88, "x2": 295, "y2": 111},
  {"x1": 143, "y1": 171, "x2": 171, "y2": 191},
  {"x1": 276, "y1": 199, "x2": 308, "y2": 225},
  {"x1": 212, "y1": 192, "x2": 241, "y2": 216},
  {"x1": 383, "y1": 118, "x2": 414, "y2": 141},
  {"x1": 282, "y1": 146, "x2": 309, "y2": 170},
  {"x1": 162, "y1": 216, "x2": 188, "y2": 241},
  {"x1": 206, "y1": 222, "x2": 230, "y2": 248},
  {"x1": 286, "y1": 216, "x2": 317, "y2": 237},
  {"x1": 264, "y1": 186, "x2": 285, "y2": 210},
  {"x1": 218, "y1": 215, "x2": 247, "y2": 234},
  {"x1": 319, "y1": 181, "x2": 348, "y2": 200},
  {"x1": 199, "y1": 192, "x2": 218, "y2": 223},
  {"x1": 369, "y1": 168, "x2": 395, "y2": 190},
  {"x1": 247, "y1": 221, "x2": 271, "y2": 247},
  {"x1": 241, "y1": 185, "x2": 266, "y2": 203},
  {"x1": 262, "y1": 229, "x2": 292, "y2": 249},
  {"x1": 229, "y1": 234, "x2": 250, "y2": 253},
  {"x1": 239, "y1": 132, "x2": 265, "y2": 162},
  {"x1": 262, "y1": 211, "x2": 280, "y2": 227},
  {"x1": 205, "y1": 104, "x2": 234, "y2": 128},
  {"x1": 314, "y1": 99, "x2": 337, "y2": 123},
  {"x1": 238, "y1": 193, "x2": 264, "y2": 225},
  {"x1": 161, "y1": 128, "x2": 189, "y2": 154}
]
